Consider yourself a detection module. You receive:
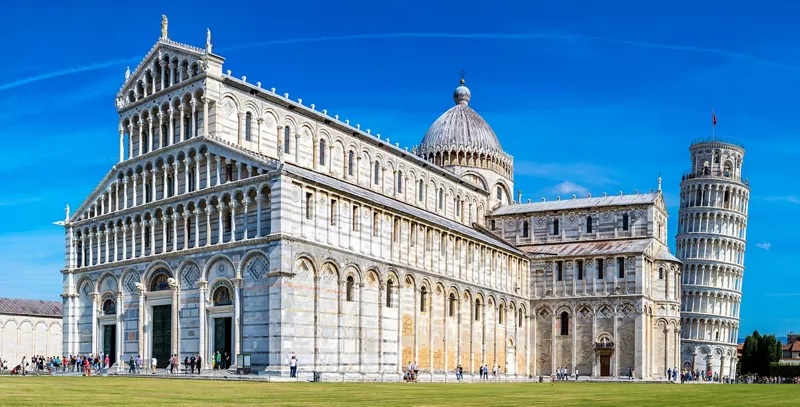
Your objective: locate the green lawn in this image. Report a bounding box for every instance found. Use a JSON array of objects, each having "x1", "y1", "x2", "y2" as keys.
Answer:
[{"x1": 0, "y1": 377, "x2": 793, "y2": 406}]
